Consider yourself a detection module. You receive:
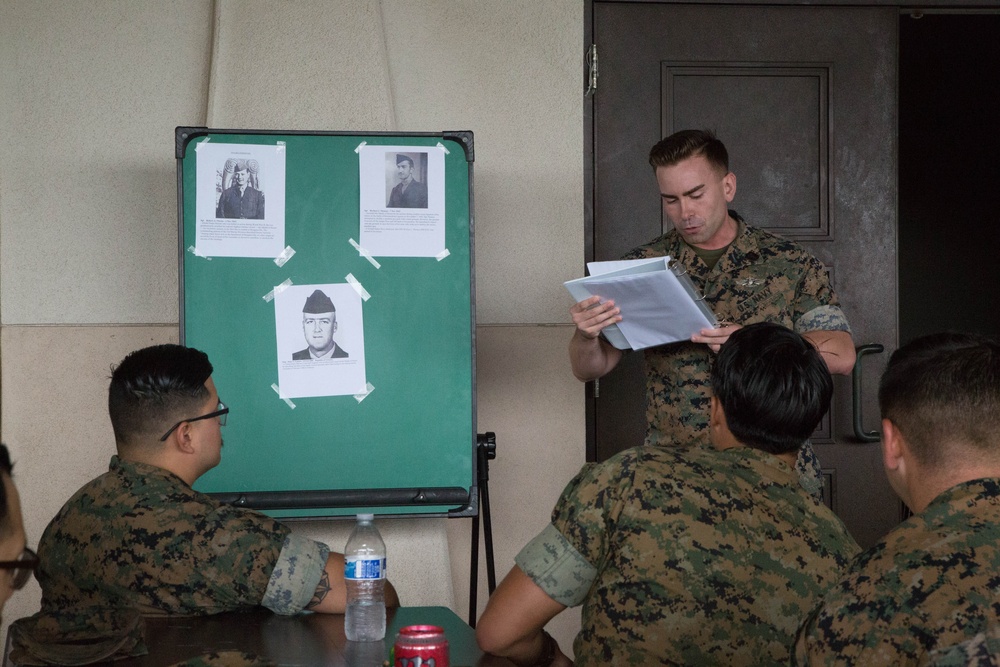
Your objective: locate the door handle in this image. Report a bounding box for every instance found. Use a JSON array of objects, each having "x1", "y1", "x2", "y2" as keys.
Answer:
[{"x1": 852, "y1": 343, "x2": 885, "y2": 442}]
